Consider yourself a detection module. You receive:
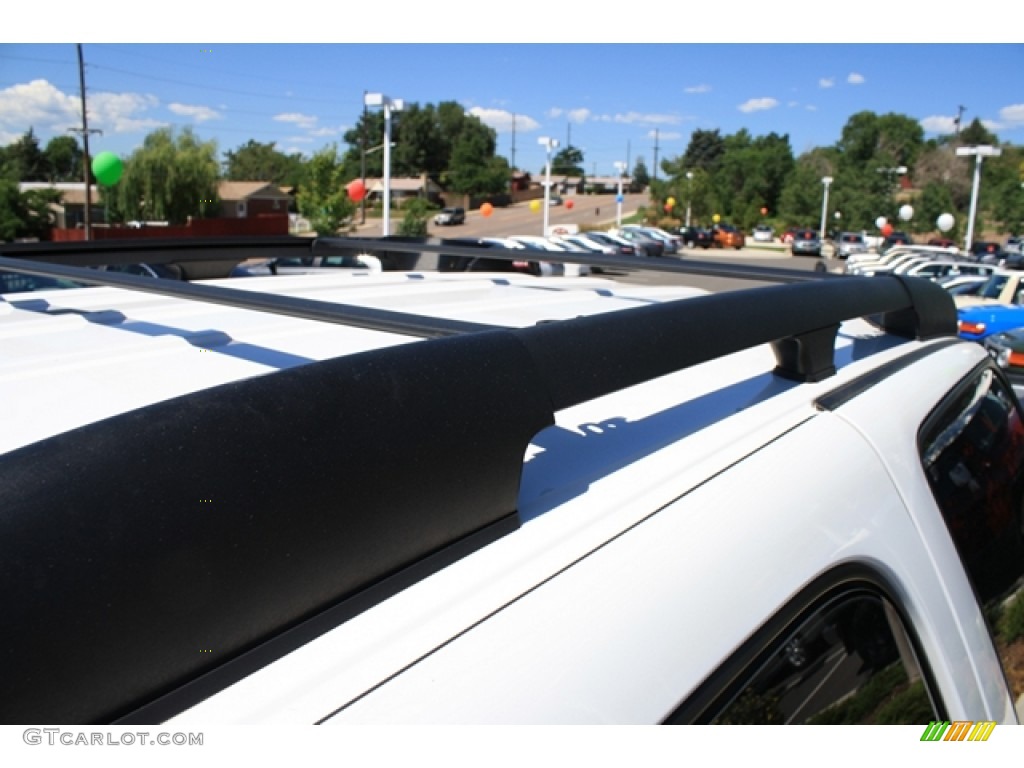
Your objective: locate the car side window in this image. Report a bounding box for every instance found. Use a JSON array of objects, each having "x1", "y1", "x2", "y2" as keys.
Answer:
[
  {"x1": 709, "y1": 592, "x2": 936, "y2": 724},
  {"x1": 920, "y1": 366, "x2": 1024, "y2": 702}
]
